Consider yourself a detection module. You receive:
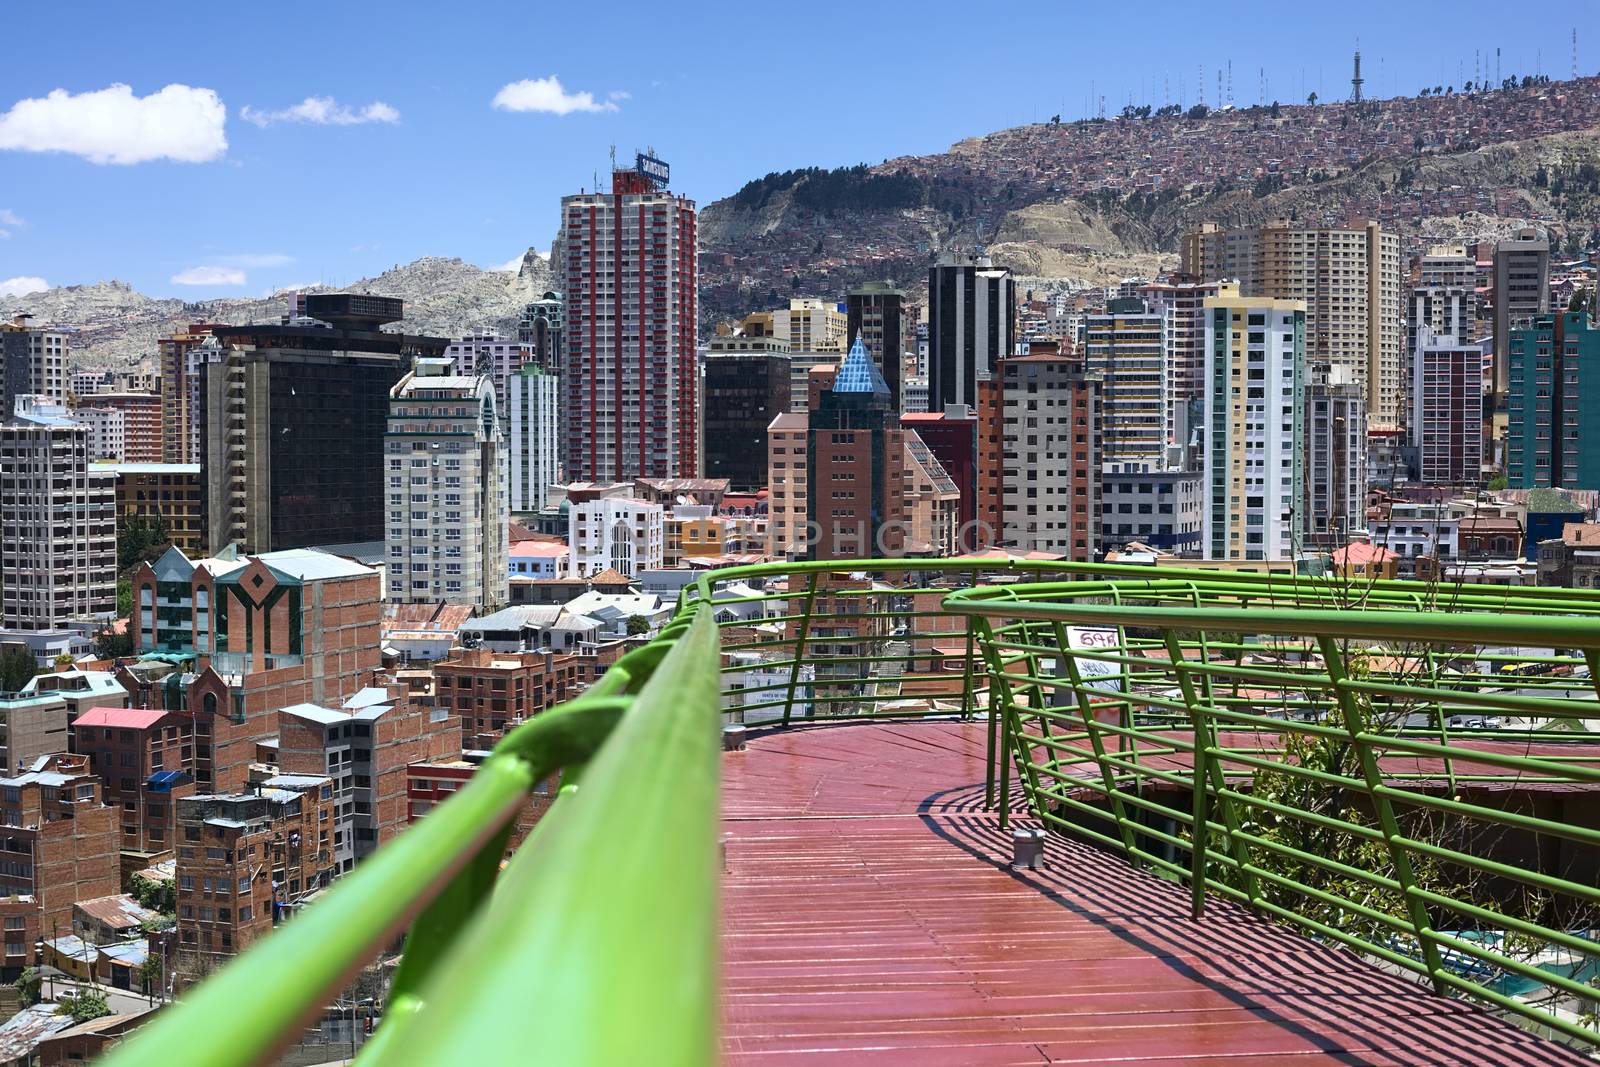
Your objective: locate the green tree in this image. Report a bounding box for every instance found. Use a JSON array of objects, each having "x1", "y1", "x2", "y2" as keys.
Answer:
[
  {"x1": 1306, "y1": 91, "x2": 1318, "y2": 106},
  {"x1": 130, "y1": 872, "x2": 176, "y2": 915},
  {"x1": 136, "y1": 954, "x2": 163, "y2": 997},
  {"x1": 94, "y1": 627, "x2": 134, "y2": 661},
  {"x1": 116, "y1": 514, "x2": 172, "y2": 575},
  {"x1": 0, "y1": 646, "x2": 37, "y2": 694},
  {"x1": 1487, "y1": 471, "x2": 1509, "y2": 491},
  {"x1": 12, "y1": 967, "x2": 40, "y2": 1008},
  {"x1": 58, "y1": 987, "x2": 111, "y2": 1023},
  {"x1": 625, "y1": 615, "x2": 652, "y2": 637}
]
